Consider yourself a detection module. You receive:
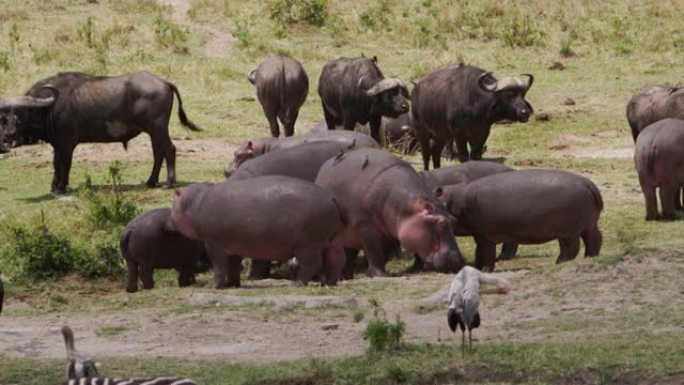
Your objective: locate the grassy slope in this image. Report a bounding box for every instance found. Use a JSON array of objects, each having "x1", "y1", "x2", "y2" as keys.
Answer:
[{"x1": 1, "y1": 0, "x2": 684, "y2": 383}]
